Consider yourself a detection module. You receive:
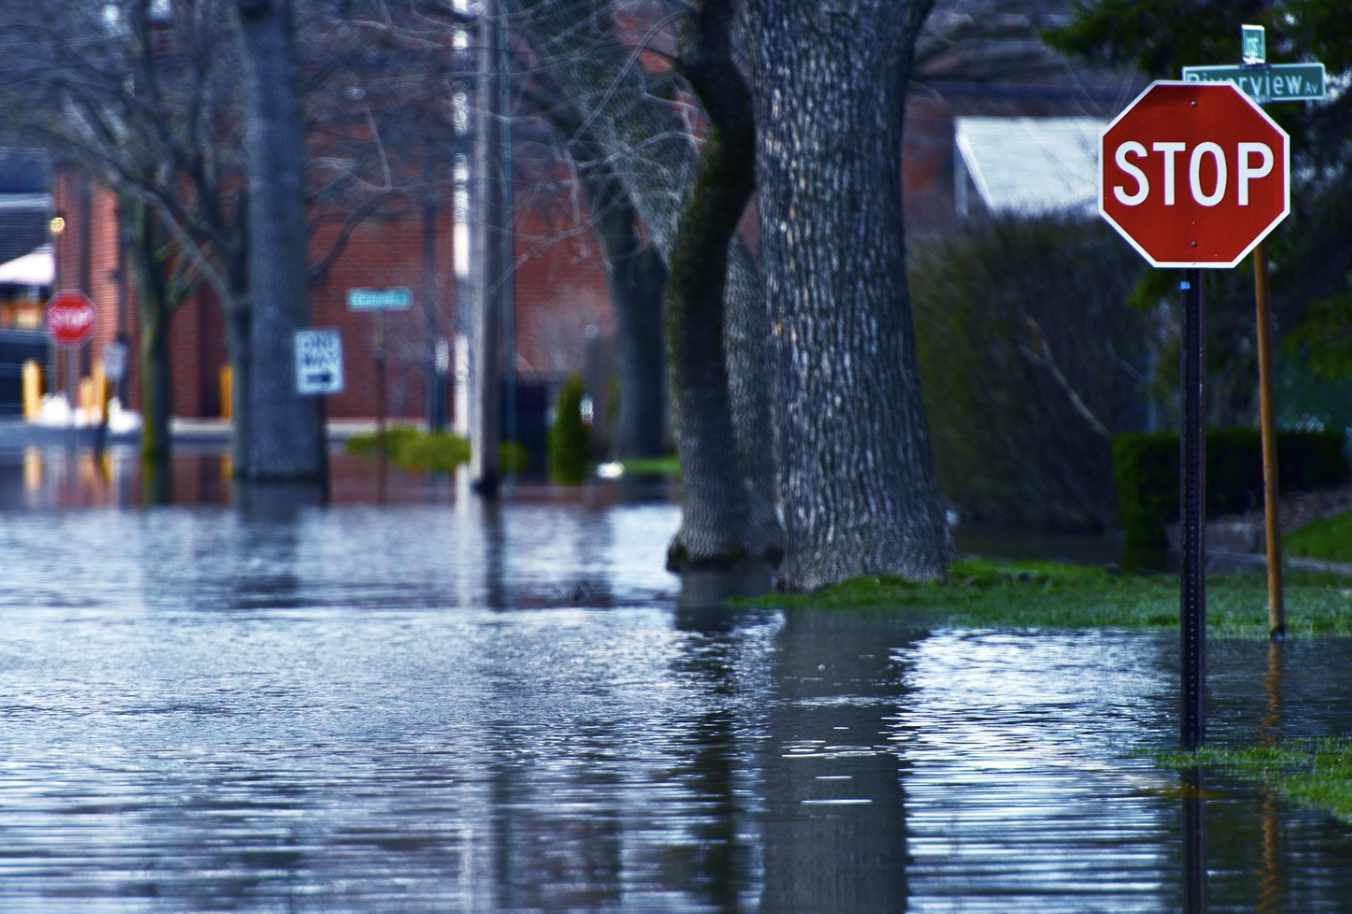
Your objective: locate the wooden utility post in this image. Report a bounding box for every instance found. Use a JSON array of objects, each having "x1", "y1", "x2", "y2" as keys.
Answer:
[{"x1": 1254, "y1": 240, "x2": 1284, "y2": 638}]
